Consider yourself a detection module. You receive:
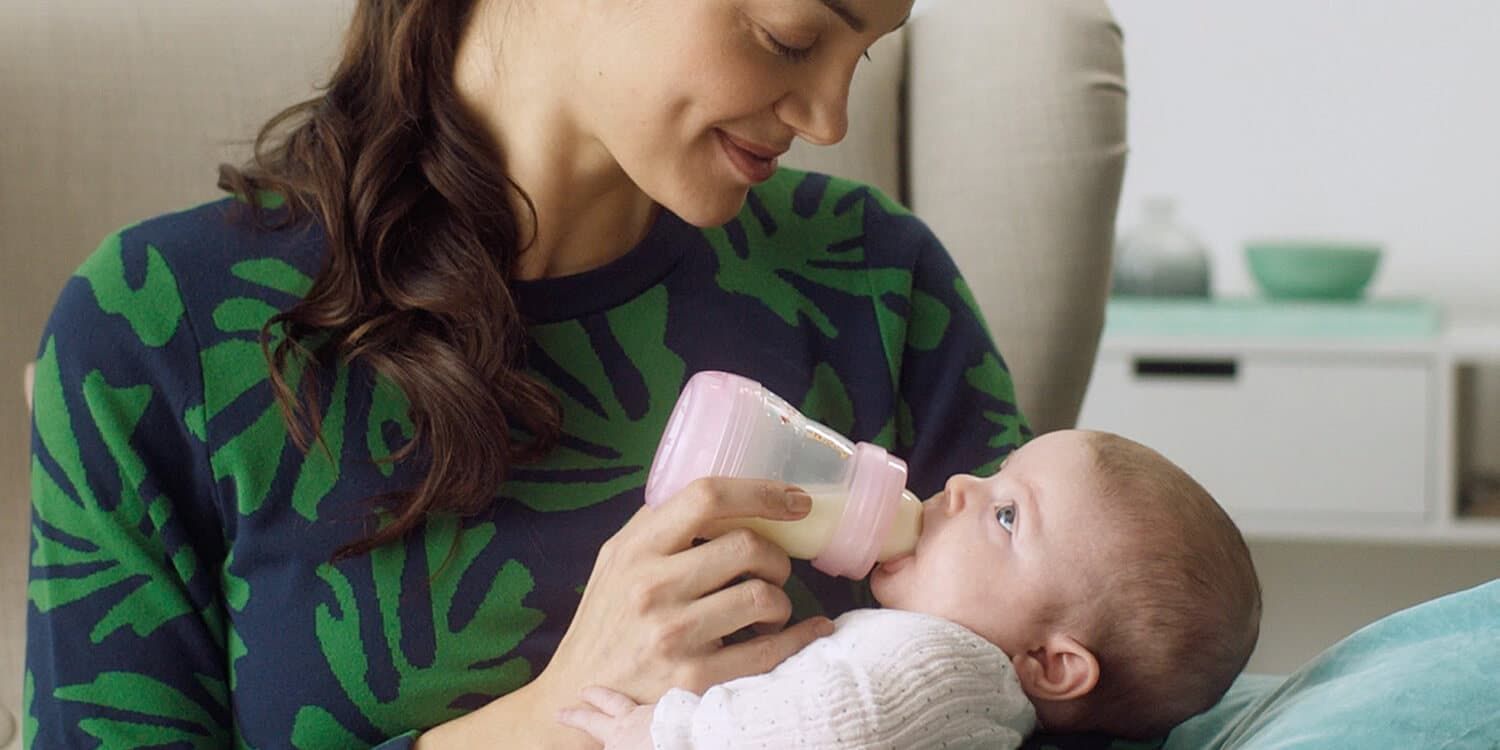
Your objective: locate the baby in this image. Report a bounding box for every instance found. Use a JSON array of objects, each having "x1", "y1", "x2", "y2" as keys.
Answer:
[{"x1": 559, "y1": 429, "x2": 1263, "y2": 748}]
